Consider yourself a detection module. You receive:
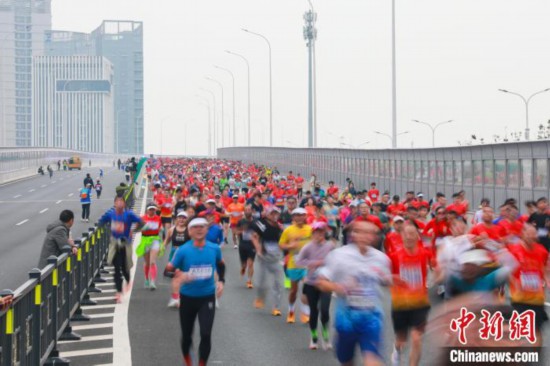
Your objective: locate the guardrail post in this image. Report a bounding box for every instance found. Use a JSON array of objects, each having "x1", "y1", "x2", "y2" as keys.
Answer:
[
  {"x1": 79, "y1": 234, "x2": 97, "y2": 307},
  {"x1": 0, "y1": 289, "x2": 15, "y2": 366},
  {"x1": 88, "y1": 227, "x2": 103, "y2": 294},
  {"x1": 55, "y1": 254, "x2": 81, "y2": 342},
  {"x1": 70, "y1": 241, "x2": 91, "y2": 322},
  {"x1": 29, "y1": 269, "x2": 42, "y2": 366}
]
